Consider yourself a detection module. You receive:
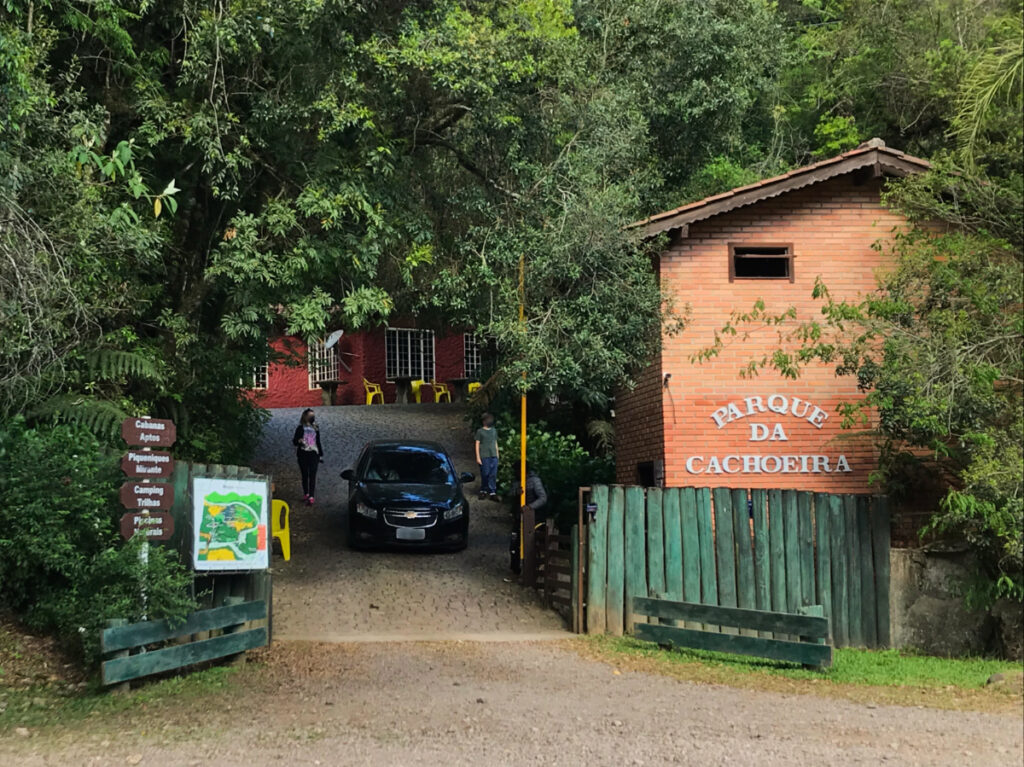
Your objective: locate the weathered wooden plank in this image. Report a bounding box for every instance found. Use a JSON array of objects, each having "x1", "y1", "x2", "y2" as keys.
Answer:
[
  {"x1": 662, "y1": 489, "x2": 683, "y2": 605},
  {"x1": 814, "y1": 493, "x2": 833, "y2": 643},
  {"x1": 751, "y1": 489, "x2": 771, "y2": 638},
  {"x1": 731, "y1": 489, "x2": 756, "y2": 637},
  {"x1": 571, "y1": 525, "x2": 580, "y2": 634},
  {"x1": 634, "y1": 622, "x2": 832, "y2": 668},
  {"x1": 872, "y1": 496, "x2": 892, "y2": 647},
  {"x1": 768, "y1": 489, "x2": 786, "y2": 617},
  {"x1": 829, "y1": 495, "x2": 849, "y2": 647},
  {"x1": 712, "y1": 489, "x2": 737, "y2": 635},
  {"x1": 103, "y1": 628, "x2": 267, "y2": 685},
  {"x1": 646, "y1": 488, "x2": 666, "y2": 602},
  {"x1": 798, "y1": 491, "x2": 815, "y2": 608},
  {"x1": 695, "y1": 487, "x2": 717, "y2": 630},
  {"x1": 606, "y1": 486, "x2": 626, "y2": 636},
  {"x1": 679, "y1": 488, "x2": 702, "y2": 630},
  {"x1": 586, "y1": 485, "x2": 609, "y2": 635},
  {"x1": 857, "y1": 496, "x2": 878, "y2": 648},
  {"x1": 624, "y1": 486, "x2": 648, "y2": 631},
  {"x1": 844, "y1": 495, "x2": 864, "y2": 647},
  {"x1": 102, "y1": 601, "x2": 267, "y2": 653},
  {"x1": 783, "y1": 490, "x2": 801, "y2": 613},
  {"x1": 632, "y1": 597, "x2": 829, "y2": 639}
]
